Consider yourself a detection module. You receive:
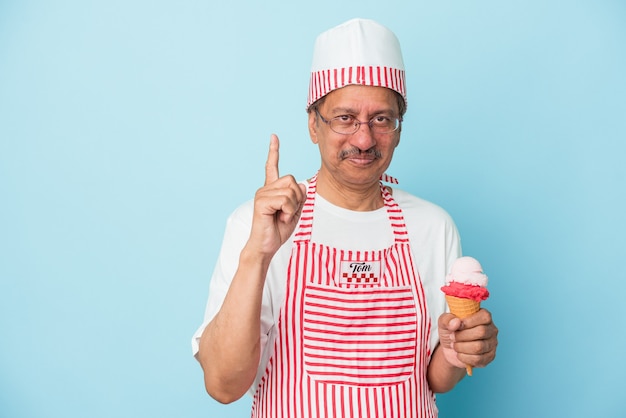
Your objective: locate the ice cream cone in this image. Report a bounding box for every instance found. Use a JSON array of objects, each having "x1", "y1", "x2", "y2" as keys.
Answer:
[
  {"x1": 445, "y1": 295, "x2": 480, "y2": 376},
  {"x1": 445, "y1": 295, "x2": 480, "y2": 319}
]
